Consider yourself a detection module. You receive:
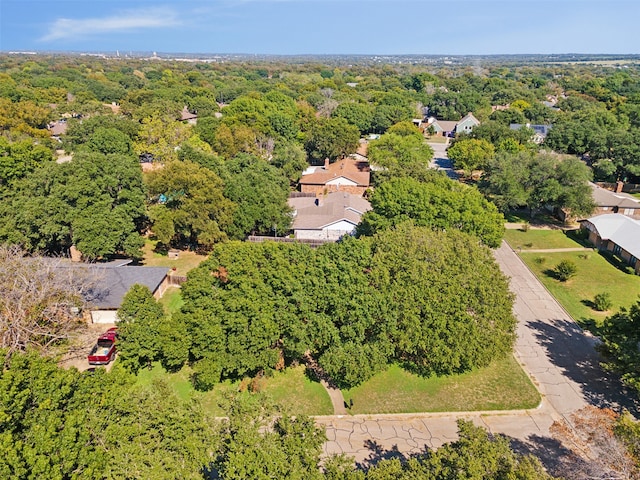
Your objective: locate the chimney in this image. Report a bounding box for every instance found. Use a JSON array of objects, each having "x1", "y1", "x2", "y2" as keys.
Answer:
[
  {"x1": 324, "y1": 158, "x2": 329, "y2": 169},
  {"x1": 616, "y1": 181, "x2": 624, "y2": 193}
]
